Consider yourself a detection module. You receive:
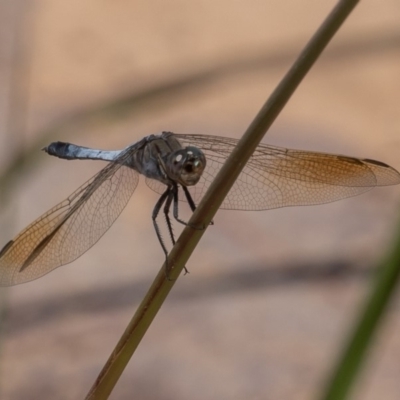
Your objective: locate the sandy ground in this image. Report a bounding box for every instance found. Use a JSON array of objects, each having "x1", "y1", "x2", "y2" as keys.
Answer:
[{"x1": 0, "y1": 1, "x2": 400, "y2": 399}]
